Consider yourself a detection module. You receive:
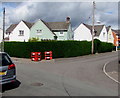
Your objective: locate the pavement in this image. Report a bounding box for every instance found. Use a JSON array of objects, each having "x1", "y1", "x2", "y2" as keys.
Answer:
[
  {"x1": 104, "y1": 59, "x2": 119, "y2": 83},
  {"x1": 2, "y1": 51, "x2": 118, "y2": 96},
  {"x1": 11, "y1": 51, "x2": 117, "y2": 63},
  {"x1": 11, "y1": 57, "x2": 55, "y2": 63}
]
